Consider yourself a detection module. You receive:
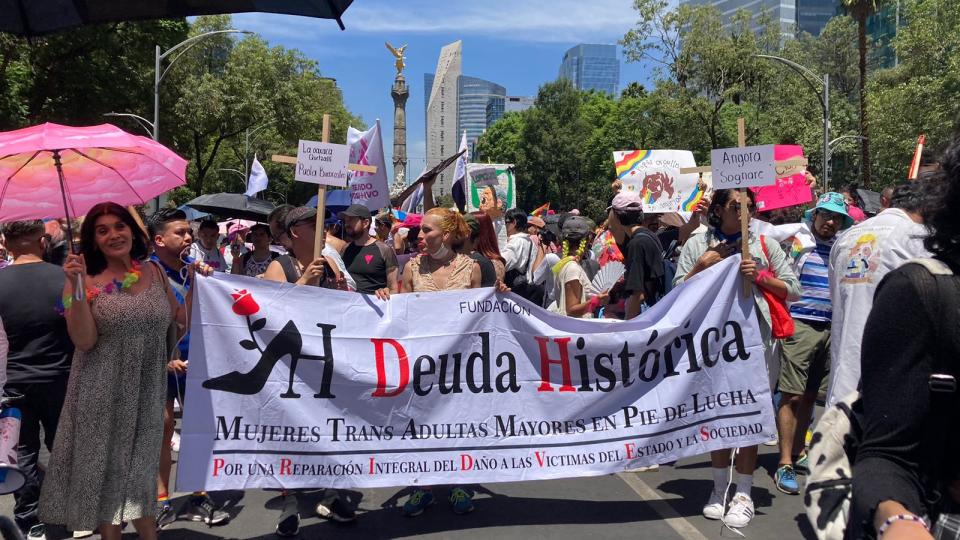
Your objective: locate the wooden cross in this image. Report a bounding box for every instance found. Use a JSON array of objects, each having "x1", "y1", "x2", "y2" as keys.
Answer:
[{"x1": 269, "y1": 113, "x2": 378, "y2": 259}]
